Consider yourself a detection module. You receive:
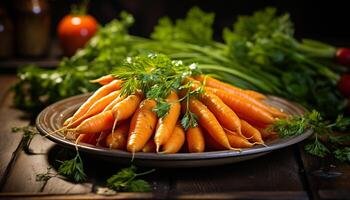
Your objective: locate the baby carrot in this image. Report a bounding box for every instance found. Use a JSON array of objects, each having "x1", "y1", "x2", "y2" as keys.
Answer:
[
  {"x1": 225, "y1": 131, "x2": 253, "y2": 148},
  {"x1": 111, "y1": 93, "x2": 143, "y2": 133},
  {"x1": 154, "y1": 91, "x2": 181, "y2": 152},
  {"x1": 206, "y1": 87, "x2": 275, "y2": 125},
  {"x1": 186, "y1": 126, "x2": 205, "y2": 153},
  {"x1": 188, "y1": 98, "x2": 232, "y2": 150},
  {"x1": 68, "y1": 90, "x2": 121, "y2": 128},
  {"x1": 68, "y1": 79, "x2": 123, "y2": 126},
  {"x1": 105, "y1": 122, "x2": 129, "y2": 150},
  {"x1": 142, "y1": 140, "x2": 157, "y2": 153},
  {"x1": 90, "y1": 75, "x2": 115, "y2": 85},
  {"x1": 193, "y1": 75, "x2": 266, "y2": 100},
  {"x1": 73, "y1": 110, "x2": 114, "y2": 136},
  {"x1": 200, "y1": 90, "x2": 242, "y2": 135},
  {"x1": 161, "y1": 125, "x2": 185, "y2": 154},
  {"x1": 127, "y1": 99, "x2": 158, "y2": 153},
  {"x1": 240, "y1": 120, "x2": 264, "y2": 144}
]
